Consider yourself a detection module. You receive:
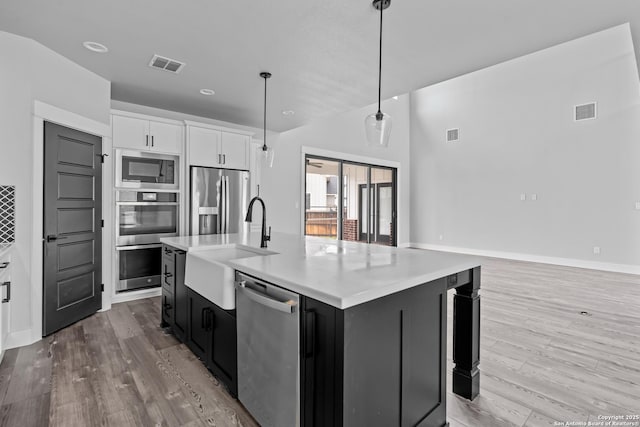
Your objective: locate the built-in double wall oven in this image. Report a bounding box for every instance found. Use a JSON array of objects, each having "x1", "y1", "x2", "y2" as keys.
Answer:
[{"x1": 115, "y1": 150, "x2": 180, "y2": 293}]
